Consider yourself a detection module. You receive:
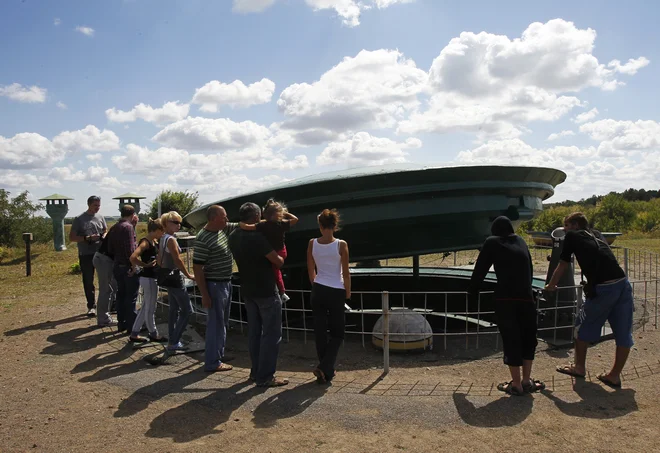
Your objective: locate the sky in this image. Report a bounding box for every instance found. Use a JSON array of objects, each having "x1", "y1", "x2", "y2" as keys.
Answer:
[{"x1": 1, "y1": 0, "x2": 659, "y2": 216}]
